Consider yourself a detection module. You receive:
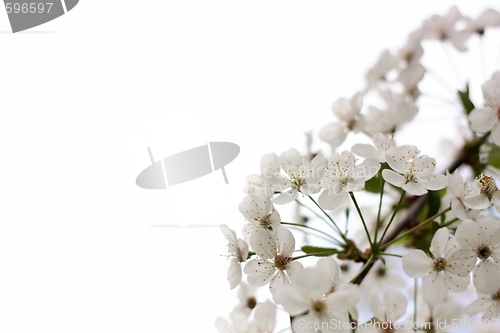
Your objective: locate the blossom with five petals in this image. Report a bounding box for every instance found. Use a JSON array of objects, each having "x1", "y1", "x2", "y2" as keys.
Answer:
[
  {"x1": 402, "y1": 227, "x2": 469, "y2": 305},
  {"x1": 382, "y1": 145, "x2": 447, "y2": 195},
  {"x1": 318, "y1": 150, "x2": 380, "y2": 210},
  {"x1": 244, "y1": 226, "x2": 302, "y2": 297}
]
